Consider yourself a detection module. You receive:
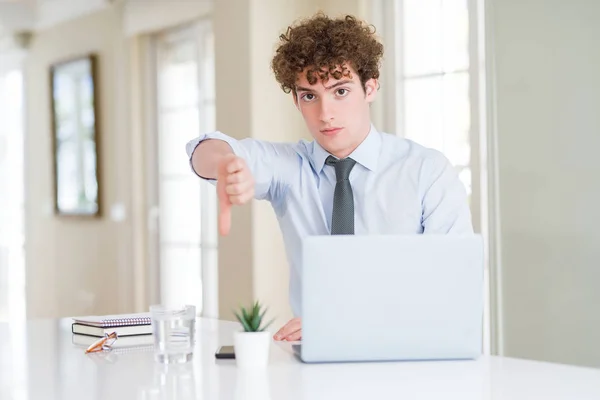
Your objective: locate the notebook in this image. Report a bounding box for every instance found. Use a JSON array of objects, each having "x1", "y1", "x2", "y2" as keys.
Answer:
[
  {"x1": 72, "y1": 323, "x2": 153, "y2": 337},
  {"x1": 72, "y1": 312, "x2": 151, "y2": 327},
  {"x1": 71, "y1": 312, "x2": 153, "y2": 337},
  {"x1": 72, "y1": 333, "x2": 154, "y2": 349}
]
